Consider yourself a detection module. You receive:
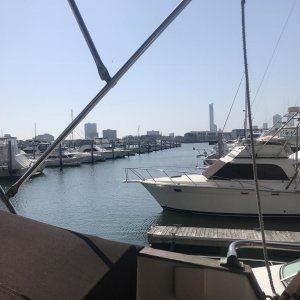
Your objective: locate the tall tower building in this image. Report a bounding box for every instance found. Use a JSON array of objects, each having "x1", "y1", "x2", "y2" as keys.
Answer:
[
  {"x1": 84, "y1": 123, "x2": 98, "y2": 139},
  {"x1": 209, "y1": 103, "x2": 217, "y2": 132},
  {"x1": 273, "y1": 114, "x2": 282, "y2": 129}
]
